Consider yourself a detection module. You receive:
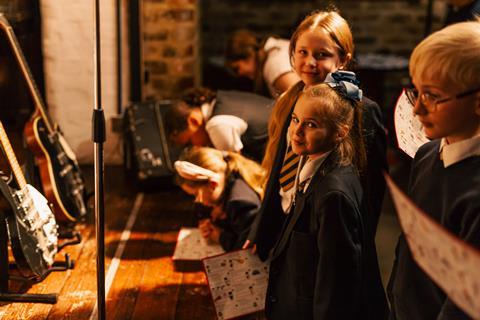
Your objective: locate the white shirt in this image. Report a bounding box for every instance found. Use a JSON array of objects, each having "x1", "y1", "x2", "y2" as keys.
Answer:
[
  {"x1": 202, "y1": 100, "x2": 248, "y2": 152},
  {"x1": 262, "y1": 37, "x2": 294, "y2": 97},
  {"x1": 279, "y1": 150, "x2": 332, "y2": 213},
  {"x1": 439, "y1": 134, "x2": 480, "y2": 168}
]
